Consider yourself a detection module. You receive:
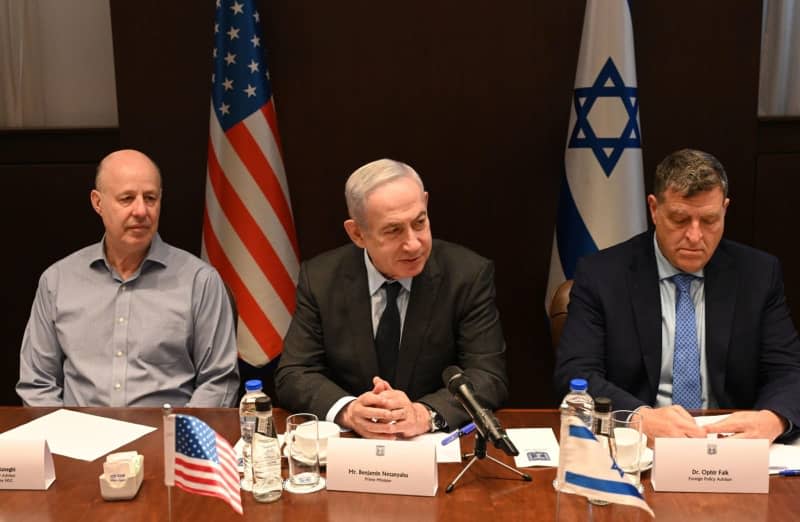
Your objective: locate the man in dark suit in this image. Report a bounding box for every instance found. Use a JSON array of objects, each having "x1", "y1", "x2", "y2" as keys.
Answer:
[
  {"x1": 275, "y1": 159, "x2": 508, "y2": 439},
  {"x1": 555, "y1": 149, "x2": 800, "y2": 441}
]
